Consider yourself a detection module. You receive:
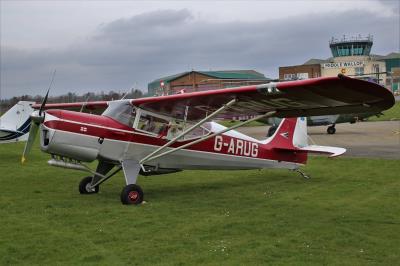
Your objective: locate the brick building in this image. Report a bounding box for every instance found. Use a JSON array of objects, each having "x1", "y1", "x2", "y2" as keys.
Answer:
[
  {"x1": 148, "y1": 70, "x2": 271, "y2": 96},
  {"x1": 279, "y1": 35, "x2": 400, "y2": 94}
]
